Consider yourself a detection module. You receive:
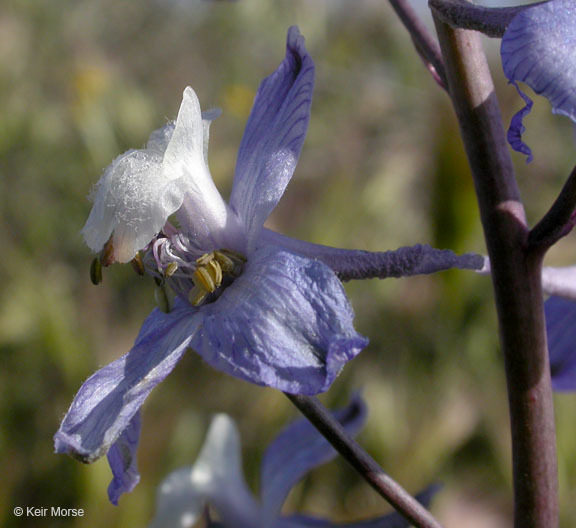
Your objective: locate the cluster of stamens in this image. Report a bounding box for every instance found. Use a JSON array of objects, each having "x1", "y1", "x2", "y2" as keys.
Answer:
[
  {"x1": 89, "y1": 235, "x2": 246, "y2": 311},
  {"x1": 187, "y1": 250, "x2": 246, "y2": 306}
]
